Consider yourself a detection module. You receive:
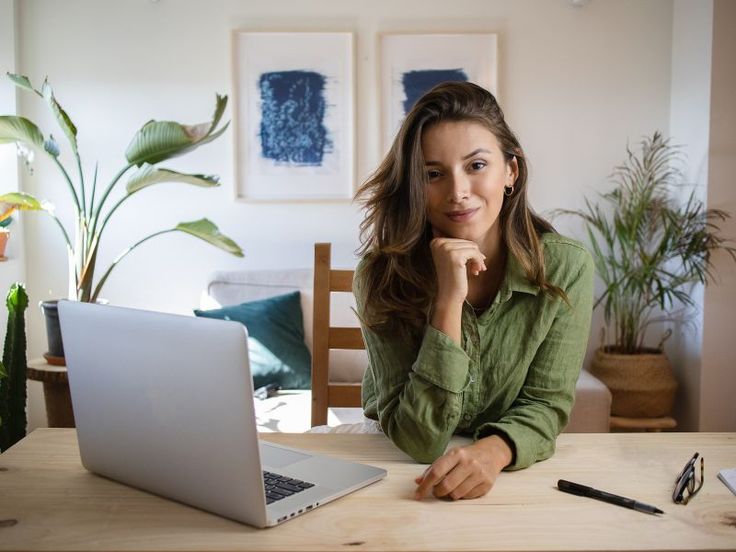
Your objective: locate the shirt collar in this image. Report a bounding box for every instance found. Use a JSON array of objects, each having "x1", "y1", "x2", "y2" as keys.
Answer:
[{"x1": 495, "y1": 249, "x2": 540, "y2": 304}]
